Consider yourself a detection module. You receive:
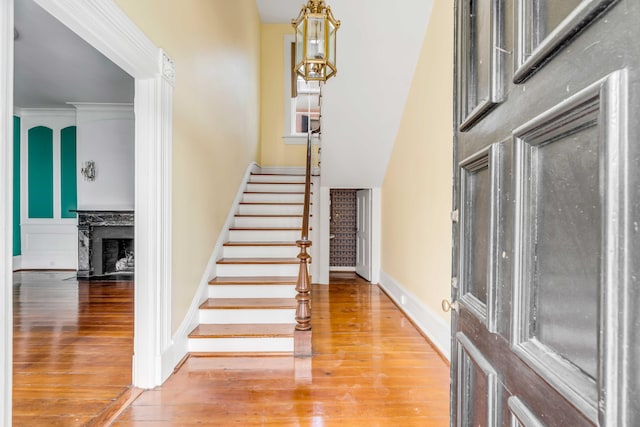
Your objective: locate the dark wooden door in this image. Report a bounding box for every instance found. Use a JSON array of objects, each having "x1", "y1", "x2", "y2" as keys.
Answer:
[{"x1": 452, "y1": 0, "x2": 639, "y2": 425}]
